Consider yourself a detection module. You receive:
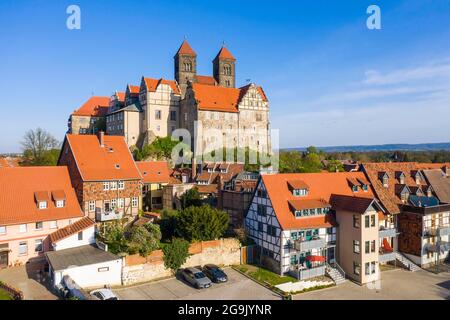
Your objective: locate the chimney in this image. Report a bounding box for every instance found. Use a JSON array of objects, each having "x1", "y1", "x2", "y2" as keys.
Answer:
[
  {"x1": 191, "y1": 156, "x2": 197, "y2": 182},
  {"x1": 97, "y1": 131, "x2": 105, "y2": 147}
]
